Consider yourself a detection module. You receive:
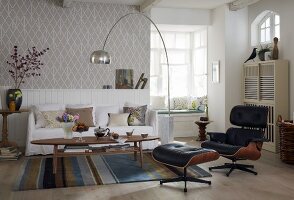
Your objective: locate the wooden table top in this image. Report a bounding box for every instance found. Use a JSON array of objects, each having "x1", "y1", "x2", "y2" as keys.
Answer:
[{"x1": 31, "y1": 135, "x2": 160, "y2": 145}]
